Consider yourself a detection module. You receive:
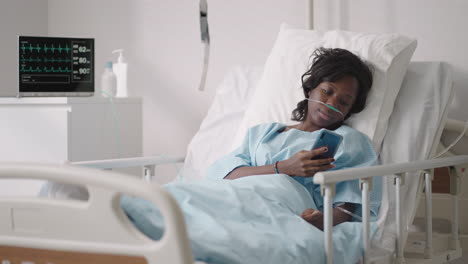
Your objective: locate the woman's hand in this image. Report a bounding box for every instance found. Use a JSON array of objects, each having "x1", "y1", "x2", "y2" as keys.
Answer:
[
  {"x1": 301, "y1": 203, "x2": 355, "y2": 230},
  {"x1": 277, "y1": 147, "x2": 335, "y2": 177},
  {"x1": 301, "y1": 208, "x2": 324, "y2": 230}
]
